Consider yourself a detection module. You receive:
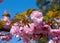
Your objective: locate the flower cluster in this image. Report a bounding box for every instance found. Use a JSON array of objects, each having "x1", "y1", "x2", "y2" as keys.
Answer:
[{"x1": 0, "y1": 10, "x2": 60, "y2": 43}]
